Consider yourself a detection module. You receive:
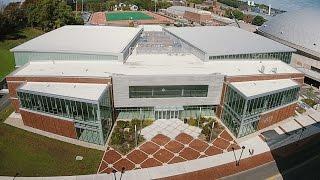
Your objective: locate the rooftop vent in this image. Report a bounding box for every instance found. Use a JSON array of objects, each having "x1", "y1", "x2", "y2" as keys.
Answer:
[
  {"x1": 259, "y1": 65, "x2": 265, "y2": 73},
  {"x1": 271, "y1": 67, "x2": 277, "y2": 73},
  {"x1": 314, "y1": 43, "x2": 317, "y2": 46}
]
